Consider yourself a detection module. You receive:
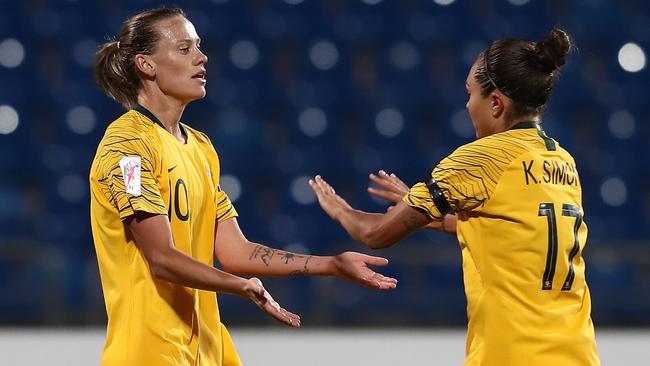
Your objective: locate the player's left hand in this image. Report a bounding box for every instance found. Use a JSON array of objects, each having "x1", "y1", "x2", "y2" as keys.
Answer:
[
  {"x1": 309, "y1": 175, "x2": 352, "y2": 221},
  {"x1": 331, "y1": 252, "x2": 398, "y2": 290}
]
